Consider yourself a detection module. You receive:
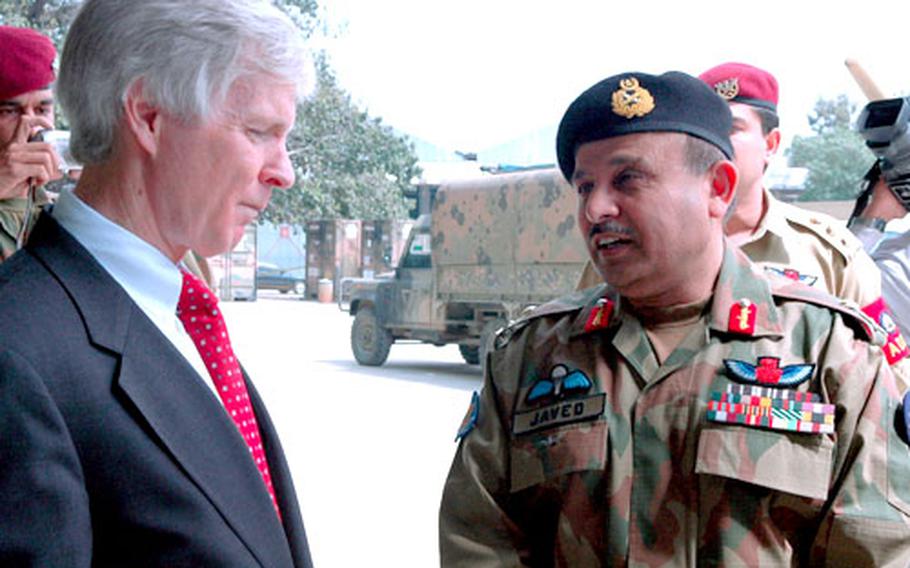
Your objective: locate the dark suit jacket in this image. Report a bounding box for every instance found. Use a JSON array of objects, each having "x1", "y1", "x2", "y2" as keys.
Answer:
[{"x1": 0, "y1": 213, "x2": 313, "y2": 567}]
